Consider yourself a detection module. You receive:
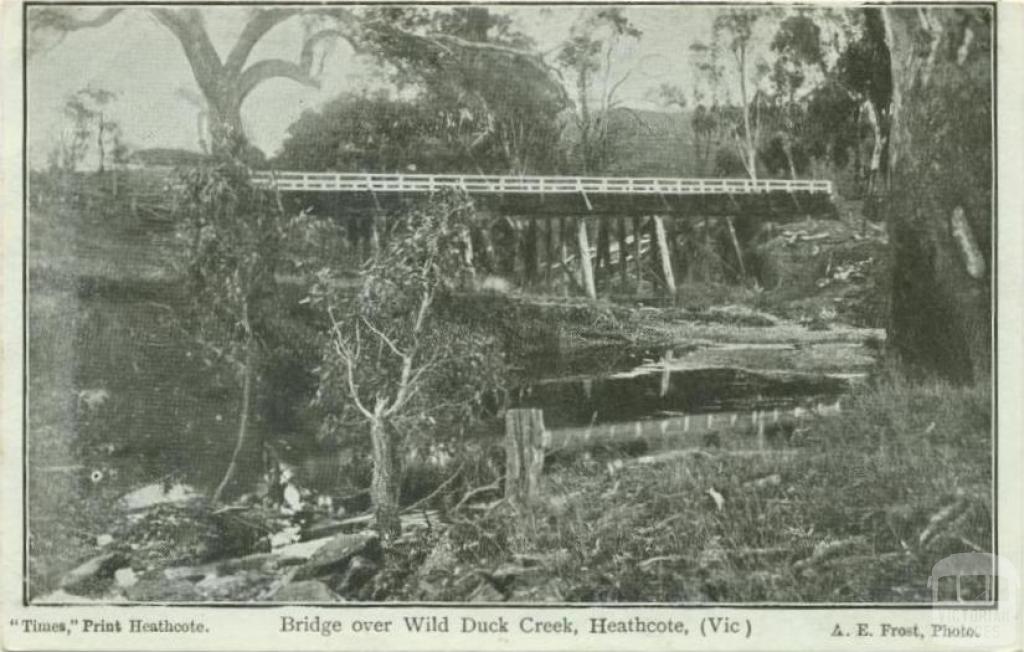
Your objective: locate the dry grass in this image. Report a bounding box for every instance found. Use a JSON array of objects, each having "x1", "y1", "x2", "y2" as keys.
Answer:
[{"x1": 442, "y1": 374, "x2": 991, "y2": 603}]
